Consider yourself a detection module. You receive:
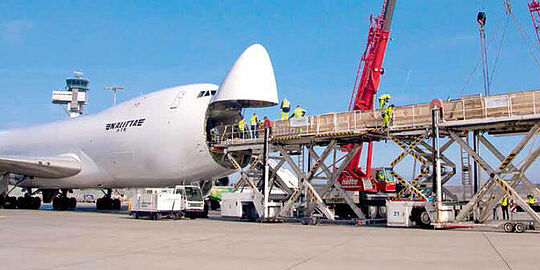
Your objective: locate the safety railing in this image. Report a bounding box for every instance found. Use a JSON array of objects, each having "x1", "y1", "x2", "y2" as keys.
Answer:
[{"x1": 211, "y1": 89, "x2": 540, "y2": 144}]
